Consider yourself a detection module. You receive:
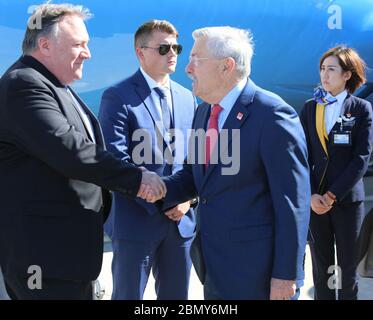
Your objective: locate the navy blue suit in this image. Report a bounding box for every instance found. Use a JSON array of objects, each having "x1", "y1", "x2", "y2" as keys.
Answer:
[
  {"x1": 300, "y1": 95, "x2": 373, "y2": 299},
  {"x1": 163, "y1": 79, "x2": 311, "y2": 299},
  {"x1": 98, "y1": 70, "x2": 196, "y2": 299}
]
